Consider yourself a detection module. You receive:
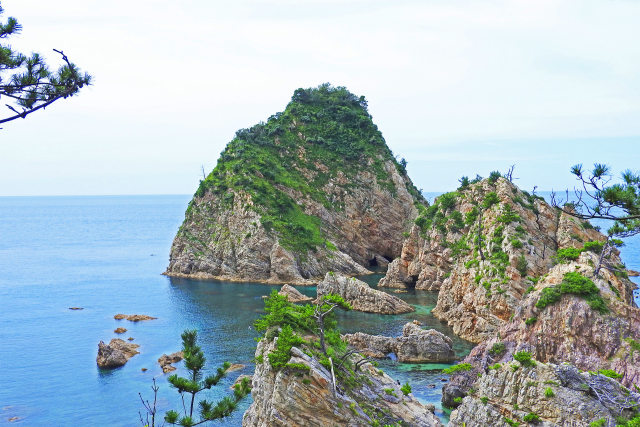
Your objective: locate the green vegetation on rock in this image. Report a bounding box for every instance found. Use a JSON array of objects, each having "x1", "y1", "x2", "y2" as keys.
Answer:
[
  {"x1": 190, "y1": 84, "x2": 421, "y2": 254},
  {"x1": 535, "y1": 272, "x2": 608, "y2": 314}
]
